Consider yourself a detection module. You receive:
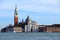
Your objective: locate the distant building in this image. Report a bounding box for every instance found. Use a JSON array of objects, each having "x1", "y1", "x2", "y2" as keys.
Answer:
[
  {"x1": 14, "y1": 27, "x2": 22, "y2": 32},
  {"x1": 46, "y1": 24, "x2": 60, "y2": 32},
  {"x1": 6, "y1": 24, "x2": 13, "y2": 32},
  {"x1": 37, "y1": 25, "x2": 47, "y2": 32},
  {"x1": 1, "y1": 28, "x2": 7, "y2": 32}
]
